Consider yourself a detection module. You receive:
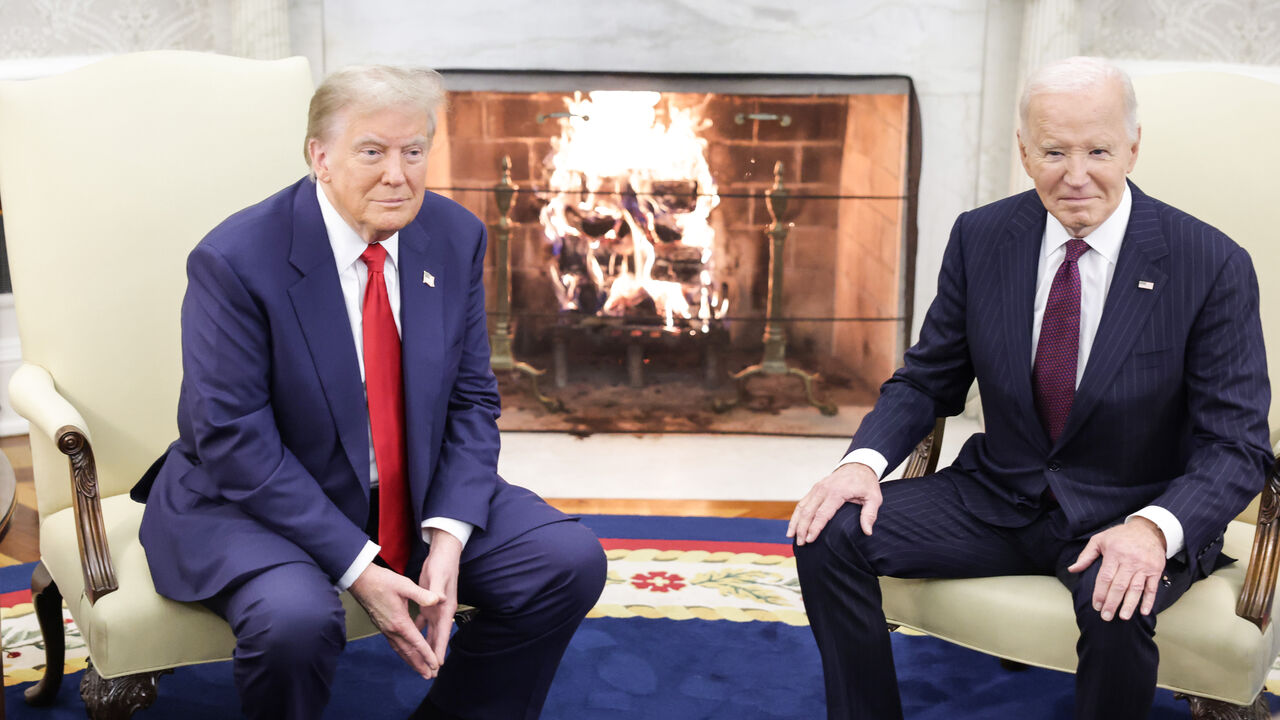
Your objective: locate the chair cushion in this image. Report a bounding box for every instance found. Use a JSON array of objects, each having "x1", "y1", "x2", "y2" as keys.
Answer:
[
  {"x1": 881, "y1": 520, "x2": 1278, "y2": 705},
  {"x1": 40, "y1": 494, "x2": 379, "y2": 678}
]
